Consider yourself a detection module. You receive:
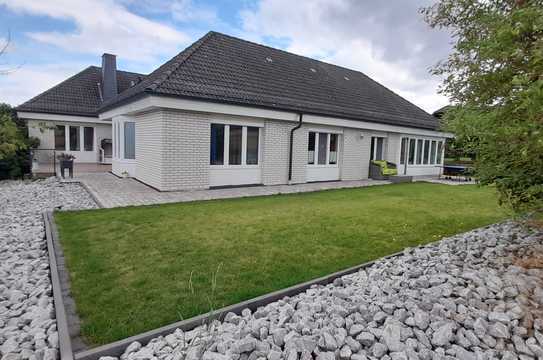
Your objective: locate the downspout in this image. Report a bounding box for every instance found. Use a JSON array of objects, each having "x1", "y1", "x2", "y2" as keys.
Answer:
[{"x1": 288, "y1": 113, "x2": 303, "y2": 182}]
